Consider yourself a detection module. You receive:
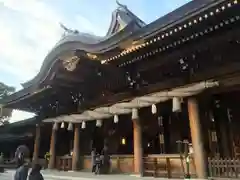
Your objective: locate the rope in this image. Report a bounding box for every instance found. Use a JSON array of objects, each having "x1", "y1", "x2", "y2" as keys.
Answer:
[{"x1": 43, "y1": 80, "x2": 218, "y2": 123}]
